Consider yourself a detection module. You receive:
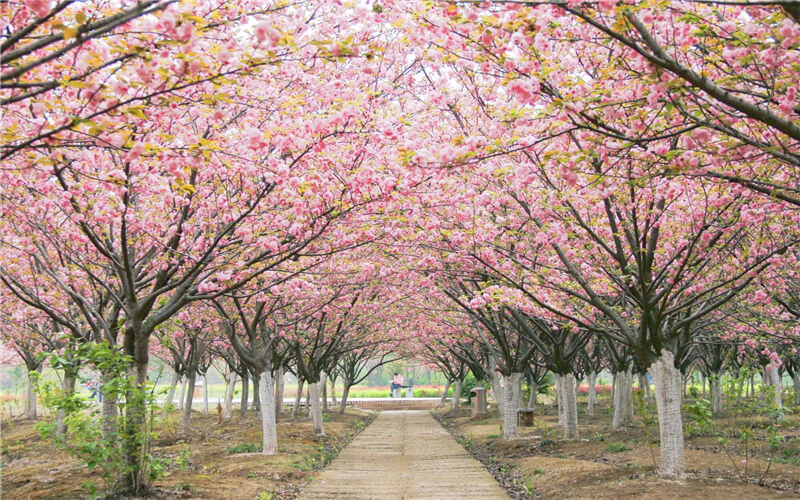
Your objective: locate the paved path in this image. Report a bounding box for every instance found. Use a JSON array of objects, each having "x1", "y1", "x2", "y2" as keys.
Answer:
[{"x1": 298, "y1": 410, "x2": 509, "y2": 500}]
